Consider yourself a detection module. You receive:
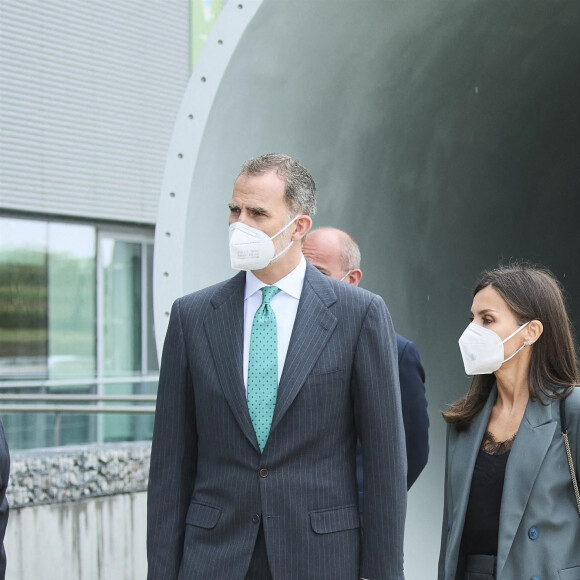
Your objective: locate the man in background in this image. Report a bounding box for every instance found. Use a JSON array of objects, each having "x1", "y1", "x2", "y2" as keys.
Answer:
[{"x1": 303, "y1": 226, "x2": 429, "y2": 492}]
